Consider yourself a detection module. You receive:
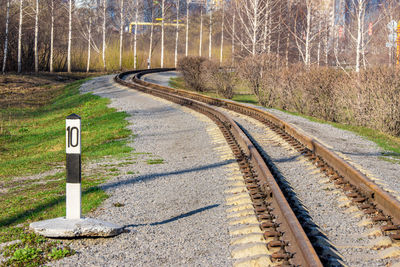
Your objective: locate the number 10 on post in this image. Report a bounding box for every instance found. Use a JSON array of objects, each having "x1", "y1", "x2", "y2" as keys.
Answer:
[{"x1": 65, "y1": 114, "x2": 82, "y2": 220}]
